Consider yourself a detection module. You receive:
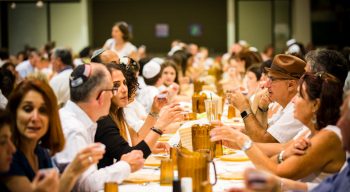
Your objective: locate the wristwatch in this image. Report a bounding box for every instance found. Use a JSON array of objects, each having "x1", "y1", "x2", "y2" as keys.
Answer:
[
  {"x1": 241, "y1": 138, "x2": 253, "y2": 151},
  {"x1": 240, "y1": 109, "x2": 252, "y2": 120}
]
